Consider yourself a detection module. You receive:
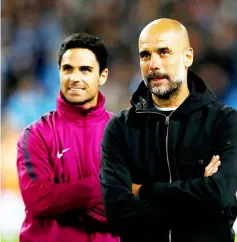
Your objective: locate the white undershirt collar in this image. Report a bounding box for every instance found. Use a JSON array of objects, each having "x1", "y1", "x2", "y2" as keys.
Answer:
[{"x1": 154, "y1": 104, "x2": 177, "y2": 111}]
